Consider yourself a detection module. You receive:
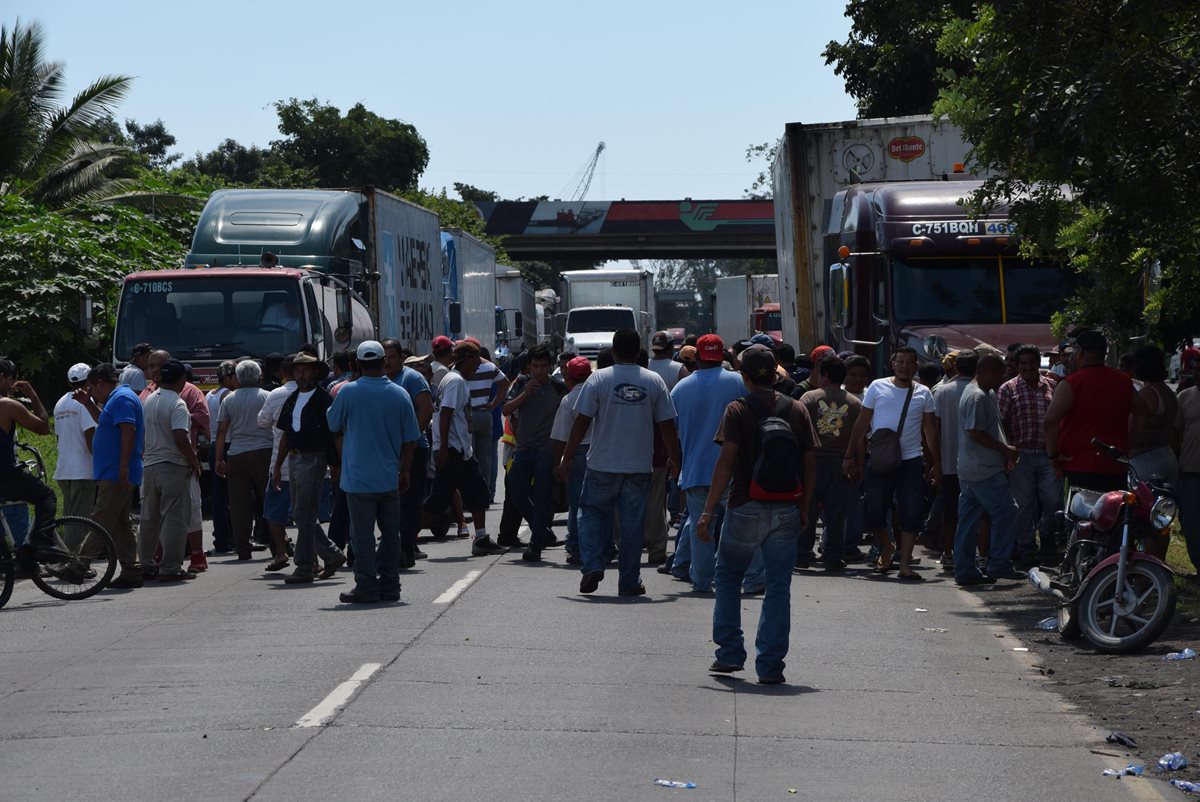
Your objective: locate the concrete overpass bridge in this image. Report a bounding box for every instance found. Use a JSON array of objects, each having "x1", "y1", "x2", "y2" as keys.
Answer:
[{"x1": 474, "y1": 199, "x2": 775, "y2": 261}]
